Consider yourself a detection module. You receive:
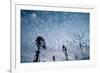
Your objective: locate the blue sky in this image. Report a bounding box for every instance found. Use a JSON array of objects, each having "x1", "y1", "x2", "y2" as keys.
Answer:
[{"x1": 21, "y1": 10, "x2": 90, "y2": 62}]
